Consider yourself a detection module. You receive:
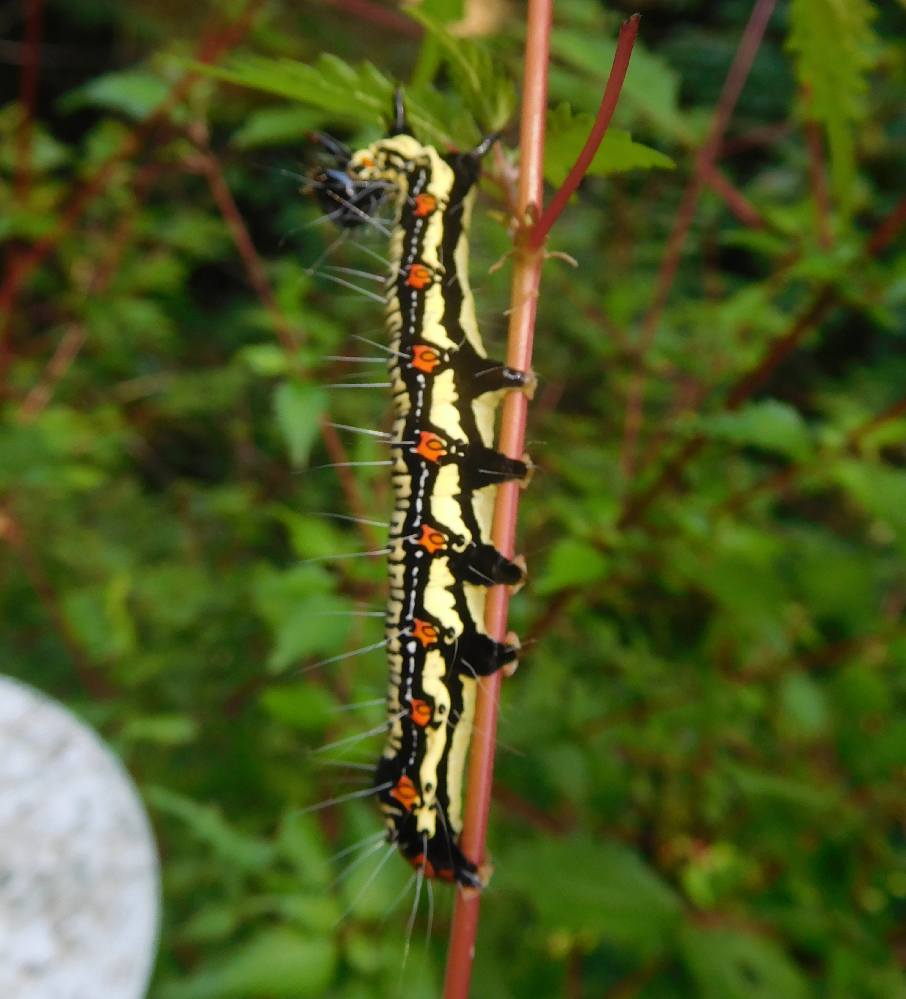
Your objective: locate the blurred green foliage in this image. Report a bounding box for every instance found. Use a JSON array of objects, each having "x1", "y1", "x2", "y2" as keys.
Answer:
[{"x1": 4, "y1": 0, "x2": 906, "y2": 996}]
